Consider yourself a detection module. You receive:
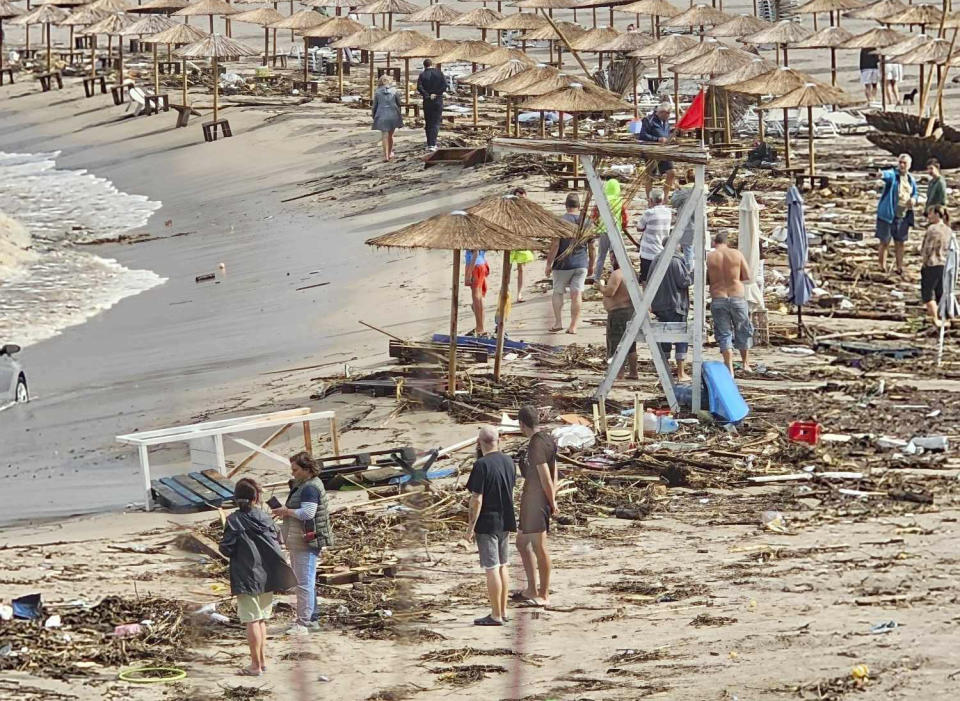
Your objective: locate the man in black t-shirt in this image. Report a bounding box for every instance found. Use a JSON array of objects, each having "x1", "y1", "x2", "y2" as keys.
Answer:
[{"x1": 466, "y1": 426, "x2": 517, "y2": 626}]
